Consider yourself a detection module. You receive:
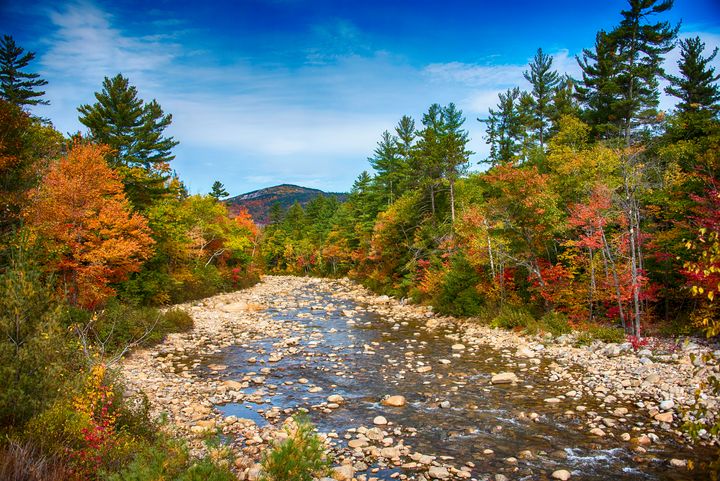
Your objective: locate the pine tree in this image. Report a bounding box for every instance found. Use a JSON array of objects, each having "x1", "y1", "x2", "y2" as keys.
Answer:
[
  {"x1": 523, "y1": 48, "x2": 561, "y2": 149},
  {"x1": 368, "y1": 130, "x2": 401, "y2": 205},
  {"x1": 394, "y1": 115, "x2": 416, "y2": 192},
  {"x1": 414, "y1": 104, "x2": 445, "y2": 216},
  {"x1": 440, "y1": 103, "x2": 472, "y2": 223},
  {"x1": 210, "y1": 180, "x2": 229, "y2": 199},
  {"x1": 665, "y1": 36, "x2": 720, "y2": 129},
  {"x1": 612, "y1": 0, "x2": 678, "y2": 146},
  {"x1": 0, "y1": 35, "x2": 48, "y2": 108},
  {"x1": 482, "y1": 88, "x2": 525, "y2": 165},
  {"x1": 77, "y1": 74, "x2": 179, "y2": 209},
  {"x1": 576, "y1": 30, "x2": 623, "y2": 139}
]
